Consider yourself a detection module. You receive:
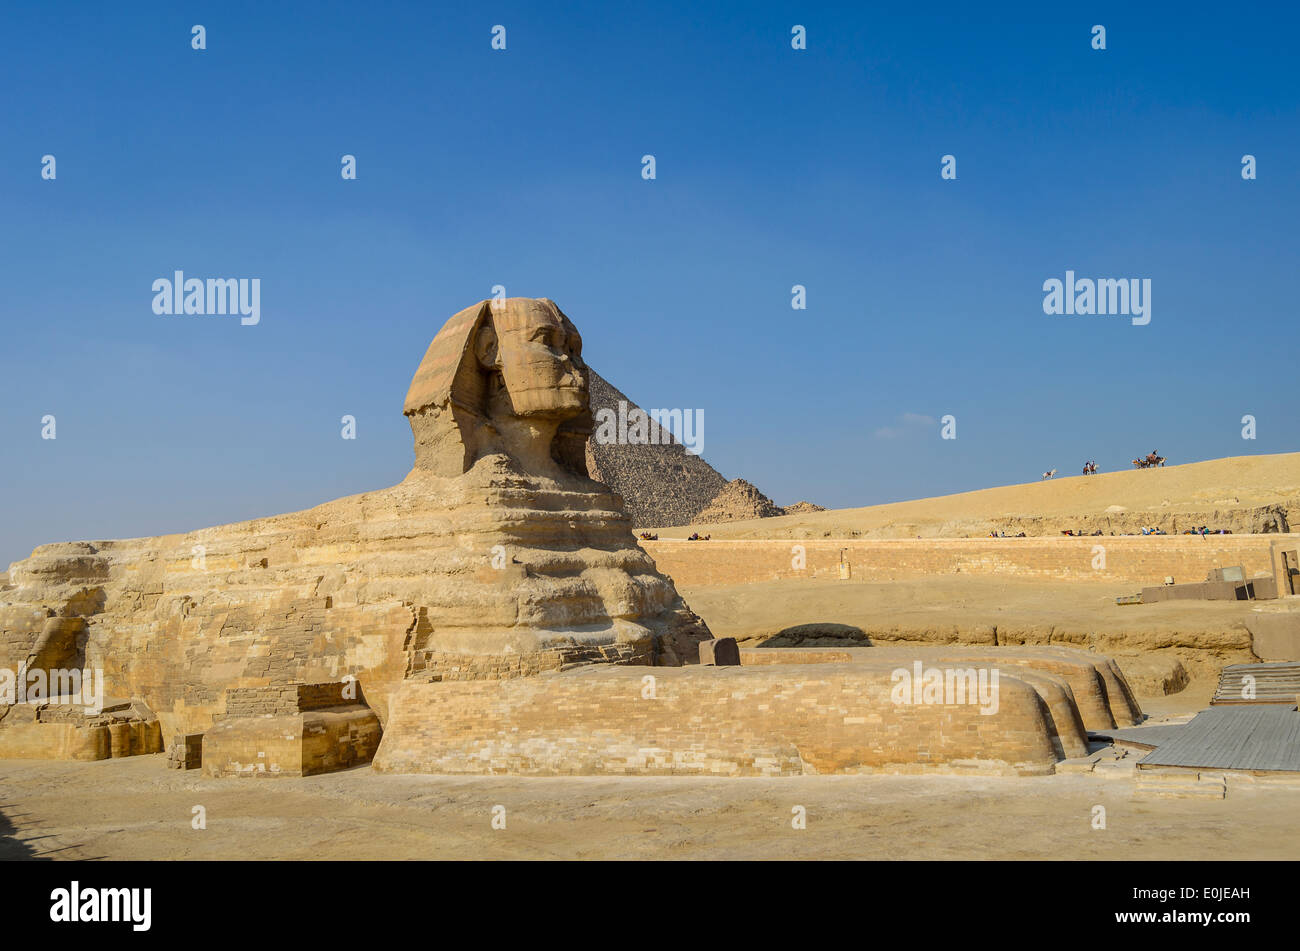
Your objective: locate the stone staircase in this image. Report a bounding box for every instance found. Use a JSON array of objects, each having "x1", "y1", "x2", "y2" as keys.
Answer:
[{"x1": 1213, "y1": 662, "x2": 1300, "y2": 705}]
